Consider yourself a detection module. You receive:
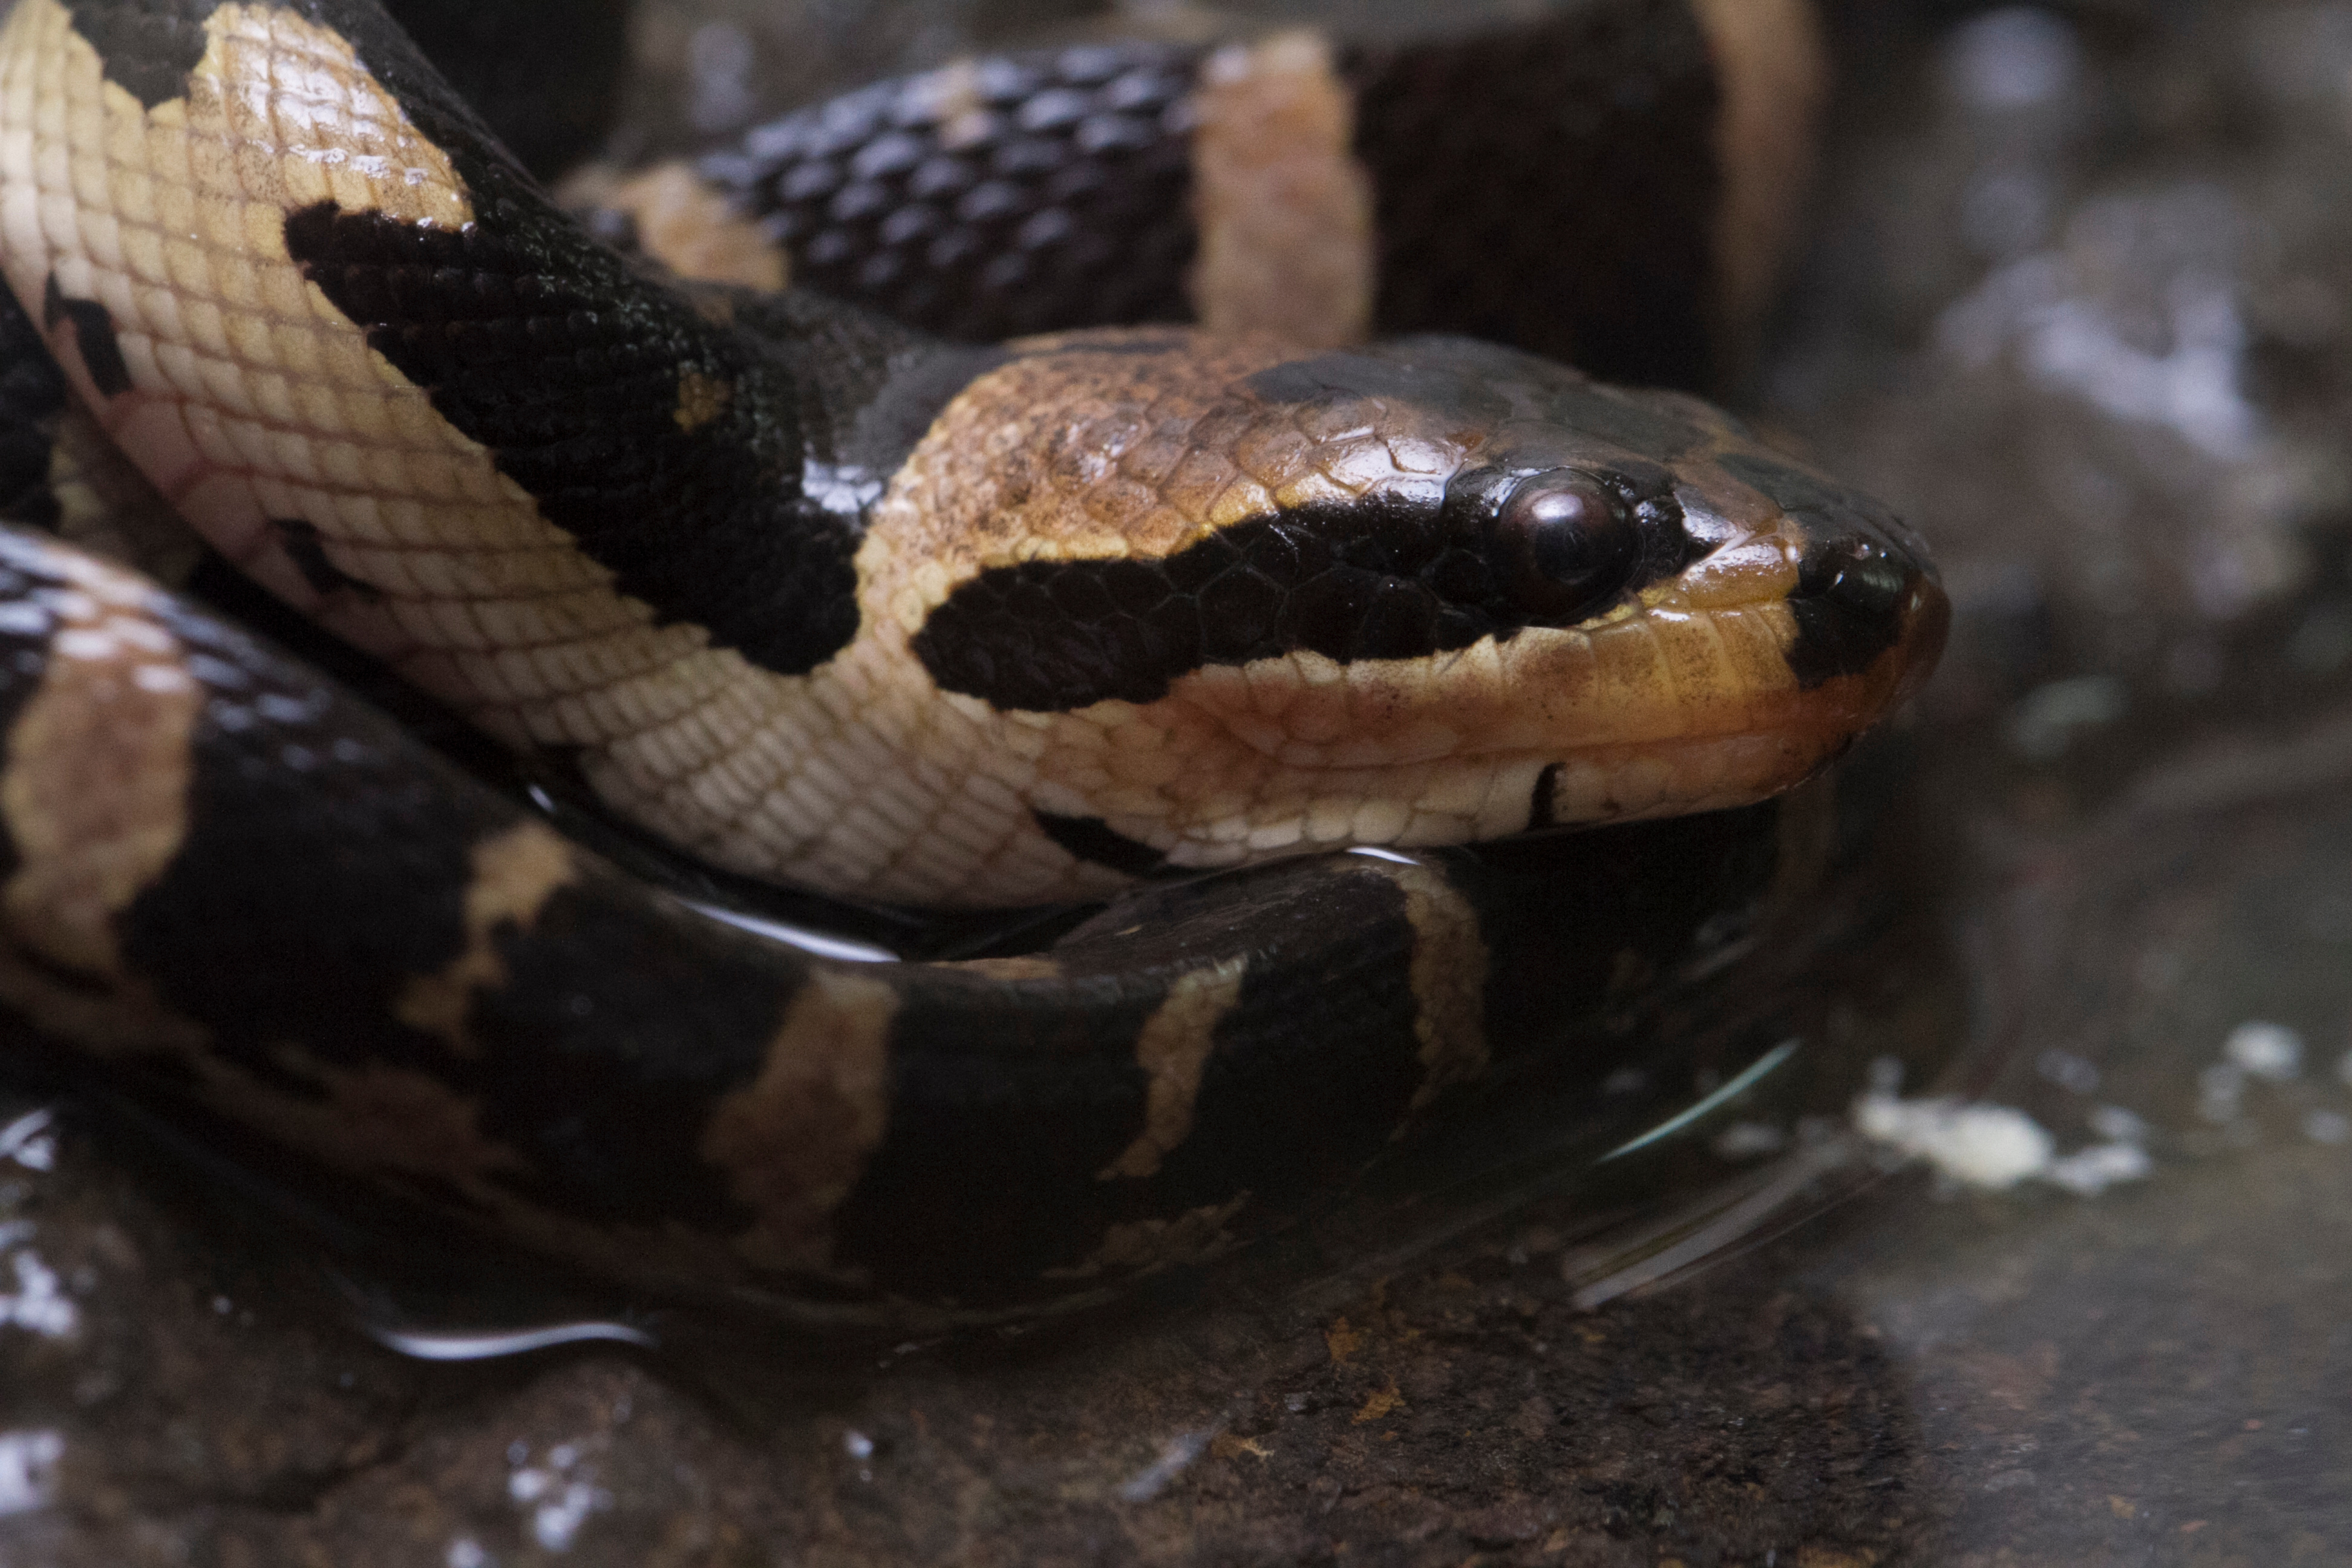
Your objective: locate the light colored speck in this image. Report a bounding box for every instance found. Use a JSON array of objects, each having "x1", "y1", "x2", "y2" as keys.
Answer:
[
  {"x1": 2036, "y1": 1048, "x2": 2100, "y2": 1094},
  {"x1": 1856, "y1": 1093, "x2": 2153, "y2": 1198},
  {"x1": 1711, "y1": 1121, "x2": 1788, "y2": 1160},
  {"x1": 2304, "y1": 1109, "x2": 2350, "y2": 1146},
  {"x1": 0, "y1": 1249, "x2": 76, "y2": 1339},
  {"x1": 2224, "y1": 1021, "x2": 2303, "y2": 1079},
  {"x1": 1944, "y1": 7, "x2": 2080, "y2": 109},
  {"x1": 0, "y1": 1109, "x2": 54, "y2": 1172},
  {"x1": 2007, "y1": 675, "x2": 2128, "y2": 759},
  {"x1": 0, "y1": 1430, "x2": 63, "y2": 1517},
  {"x1": 2042, "y1": 1141, "x2": 2153, "y2": 1195},
  {"x1": 2088, "y1": 1104, "x2": 2150, "y2": 1143},
  {"x1": 1115, "y1": 1426, "x2": 1221, "y2": 1503},
  {"x1": 534, "y1": 1481, "x2": 606, "y2": 1552},
  {"x1": 843, "y1": 1430, "x2": 874, "y2": 1460},
  {"x1": 508, "y1": 1441, "x2": 607, "y2": 1552},
  {"x1": 446, "y1": 1540, "x2": 491, "y2": 1568},
  {"x1": 2197, "y1": 1063, "x2": 2246, "y2": 1124},
  {"x1": 1853, "y1": 1094, "x2": 2054, "y2": 1189}
]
